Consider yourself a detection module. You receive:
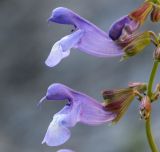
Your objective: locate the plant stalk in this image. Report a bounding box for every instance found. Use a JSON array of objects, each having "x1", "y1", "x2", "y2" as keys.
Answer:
[{"x1": 146, "y1": 61, "x2": 159, "y2": 152}]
